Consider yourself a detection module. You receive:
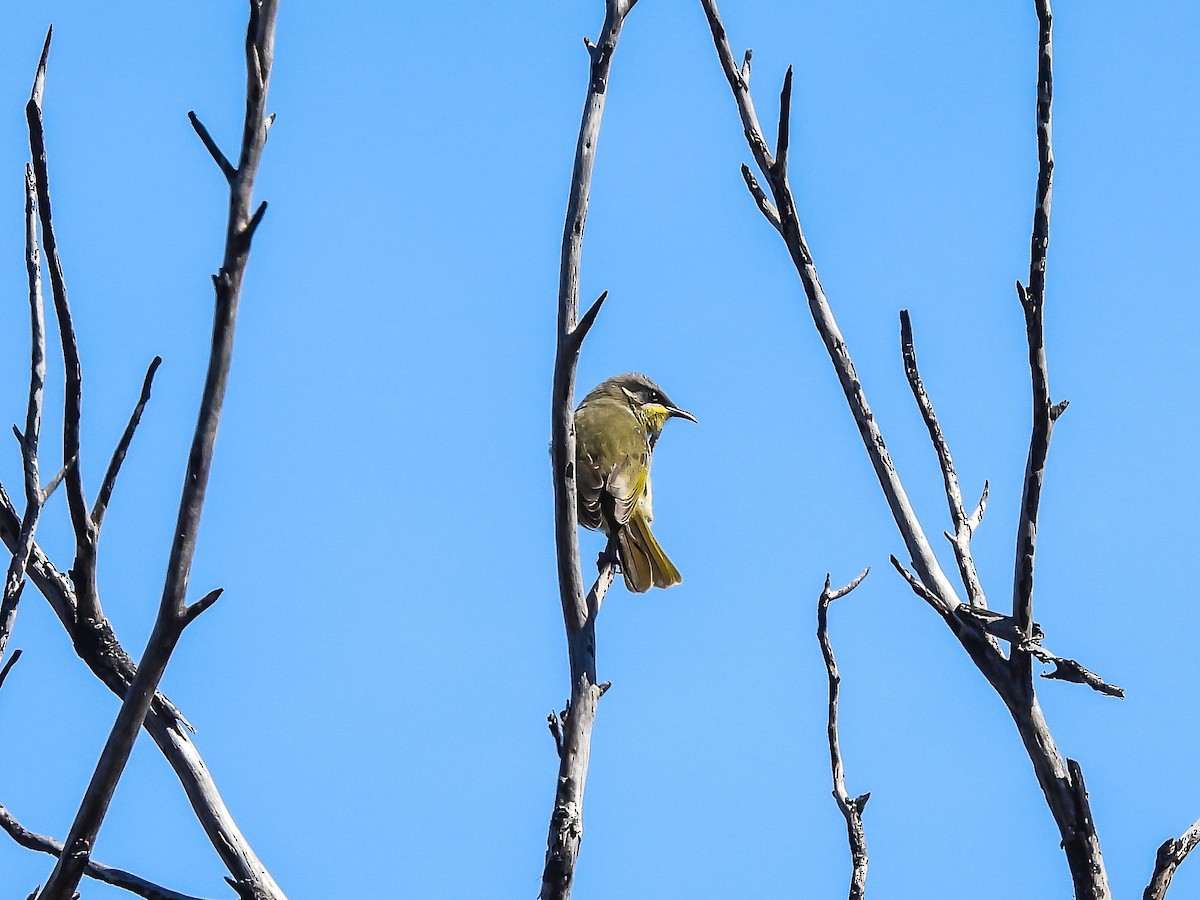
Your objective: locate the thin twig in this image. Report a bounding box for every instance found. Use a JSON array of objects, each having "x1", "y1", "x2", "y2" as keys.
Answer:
[
  {"x1": 0, "y1": 648, "x2": 22, "y2": 691},
  {"x1": 898, "y1": 310, "x2": 988, "y2": 609},
  {"x1": 26, "y1": 27, "x2": 91, "y2": 566},
  {"x1": 0, "y1": 165, "x2": 50, "y2": 663},
  {"x1": 36, "y1": 4, "x2": 281, "y2": 897},
  {"x1": 187, "y1": 112, "x2": 236, "y2": 184},
  {"x1": 1144, "y1": 818, "x2": 1200, "y2": 900},
  {"x1": 92, "y1": 357, "x2": 161, "y2": 531},
  {"x1": 0, "y1": 803, "x2": 211, "y2": 900},
  {"x1": 817, "y1": 571, "x2": 871, "y2": 900},
  {"x1": 542, "y1": 2, "x2": 636, "y2": 897}
]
